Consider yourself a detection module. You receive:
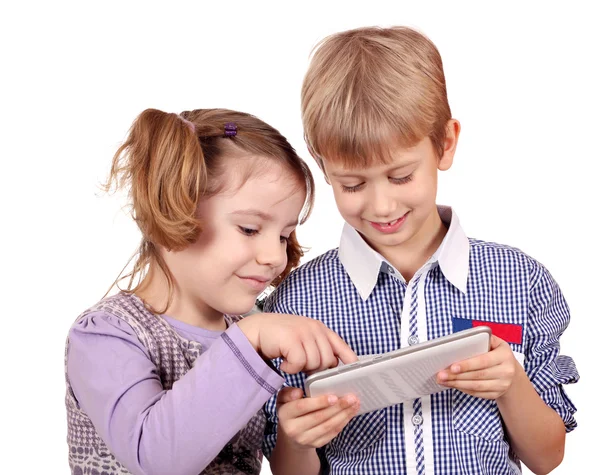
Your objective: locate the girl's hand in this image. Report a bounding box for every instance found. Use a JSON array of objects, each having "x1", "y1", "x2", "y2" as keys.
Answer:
[
  {"x1": 237, "y1": 313, "x2": 358, "y2": 374},
  {"x1": 436, "y1": 335, "x2": 521, "y2": 400},
  {"x1": 276, "y1": 387, "x2": 360, "y2": 449}
]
